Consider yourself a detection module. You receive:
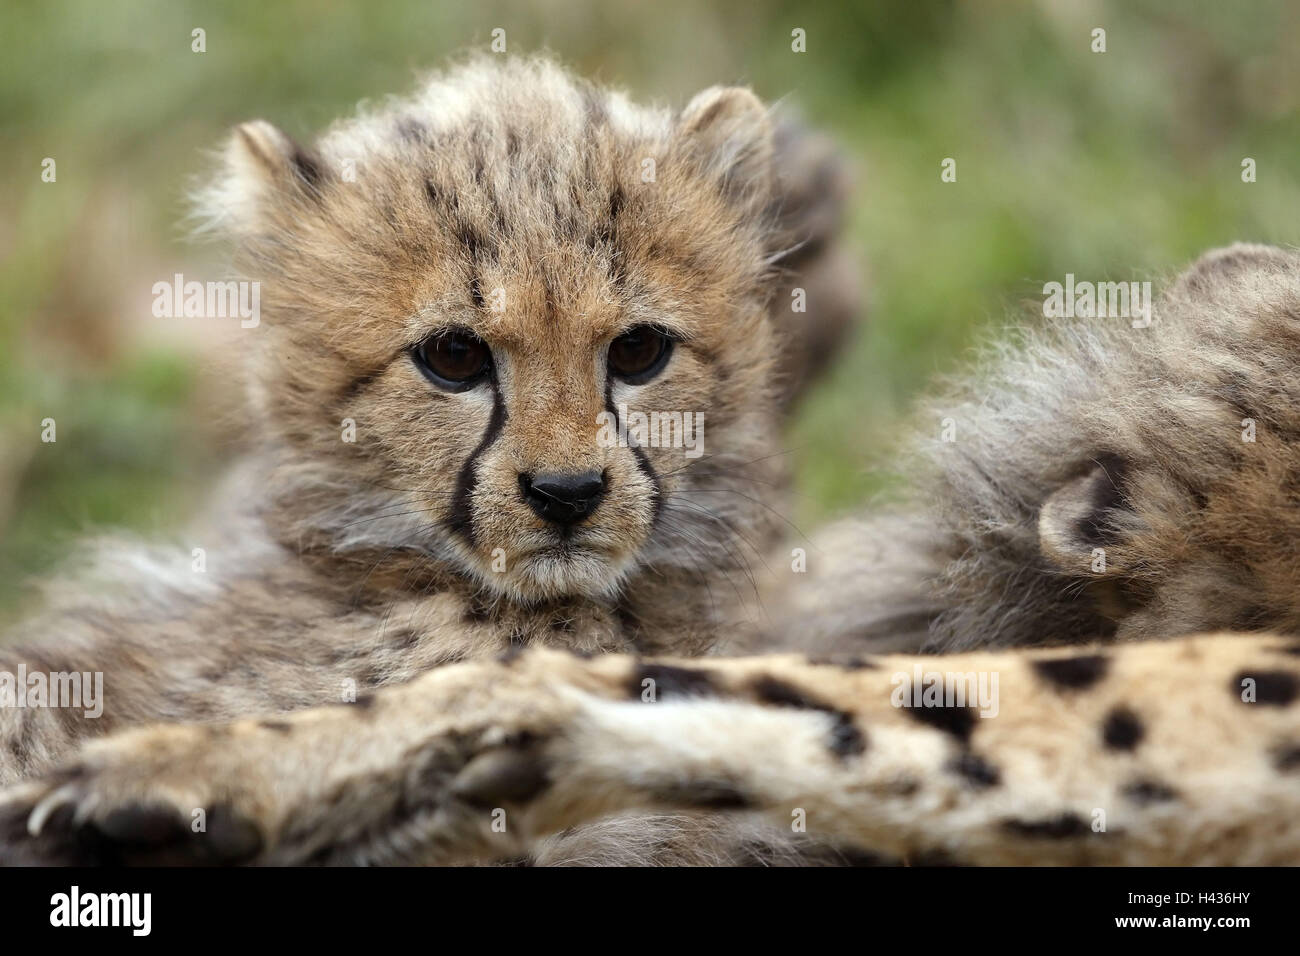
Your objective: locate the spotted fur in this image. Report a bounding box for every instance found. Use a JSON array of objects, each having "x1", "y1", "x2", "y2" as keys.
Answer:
[
  {"x1": 3, "y1": 58, "x2": 1300, "y2": 868},
  {"x1": 4, "y1": 636, "x2": 1297, "y2": 865}
]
